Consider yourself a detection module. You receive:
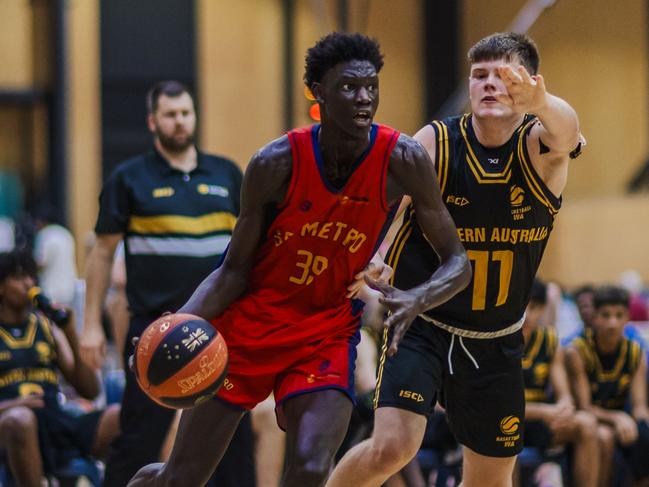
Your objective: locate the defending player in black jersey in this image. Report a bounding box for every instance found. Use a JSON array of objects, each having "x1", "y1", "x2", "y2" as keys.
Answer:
[
  {"x1": 327, "y1": 32, "x2": 582, "y2": 487},
  {"x1": 567, "y1": 286, "x2": 649, "y2": 487}
]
